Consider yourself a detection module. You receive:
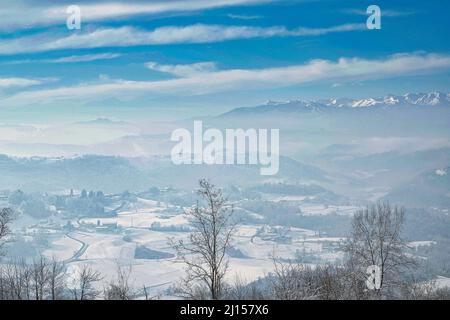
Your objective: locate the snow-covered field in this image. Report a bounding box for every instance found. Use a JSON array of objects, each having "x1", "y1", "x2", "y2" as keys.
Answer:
[
  {"x1": 42, "y1": 234, "x2": 82, "y2": 261},
  {"x1": 40, "y1": 200, "x2": 348, "y2": 296},
  {"x1": 299, "y1": 204, "x2": 359, "y2": 216},
  {"x1": 81, "y1": 209, "x2": 188, "y2": 229},
  {"x1": 408, "y1": 241, "x2": 437, "y2": 250}
]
